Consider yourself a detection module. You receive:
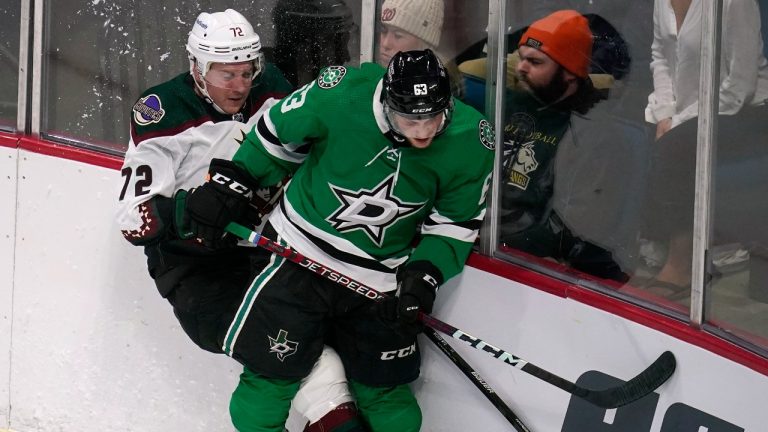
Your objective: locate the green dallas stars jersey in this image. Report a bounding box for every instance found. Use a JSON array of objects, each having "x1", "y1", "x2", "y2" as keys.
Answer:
[{"x1": 233, "y1": 63, "x2": 495, "y2": 291}]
